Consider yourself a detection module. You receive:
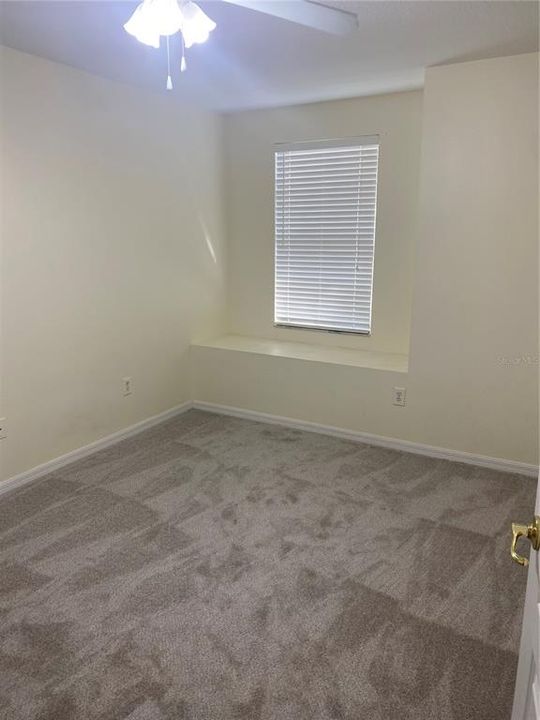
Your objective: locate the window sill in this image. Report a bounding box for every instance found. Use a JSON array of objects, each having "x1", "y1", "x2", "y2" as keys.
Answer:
[{"x1": 192, "y1": 335, "x2": 408, "y2": 373}]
